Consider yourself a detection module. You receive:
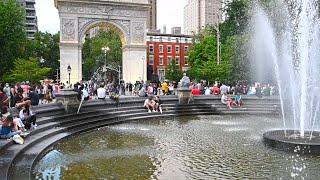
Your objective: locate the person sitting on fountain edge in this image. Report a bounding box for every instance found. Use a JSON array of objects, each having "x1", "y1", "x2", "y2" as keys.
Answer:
[
  {"x1": 221, "y1": 92, "x2": 235, "y2": 109},
  {"x1": 144, "y1": 96, "x2": 156, "y2": 113}
]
